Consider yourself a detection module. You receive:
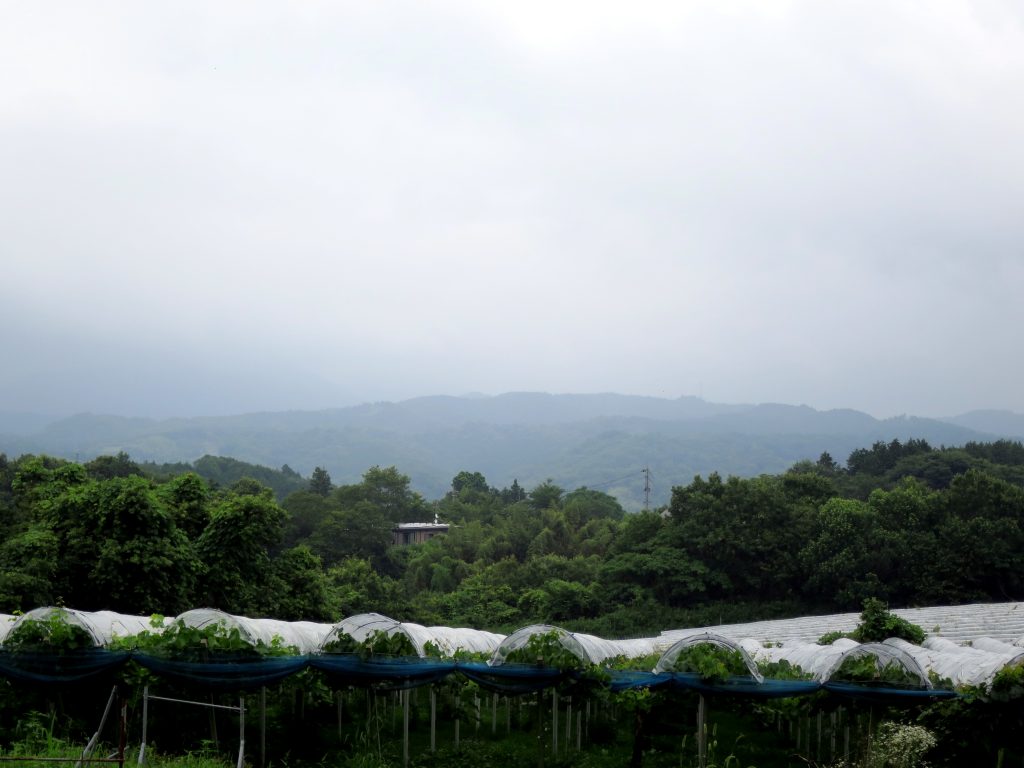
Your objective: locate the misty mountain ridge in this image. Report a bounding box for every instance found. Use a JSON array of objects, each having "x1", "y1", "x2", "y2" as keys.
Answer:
[{"x1": 1, "y1": 393, "x2": 1021, "y2": 509}]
